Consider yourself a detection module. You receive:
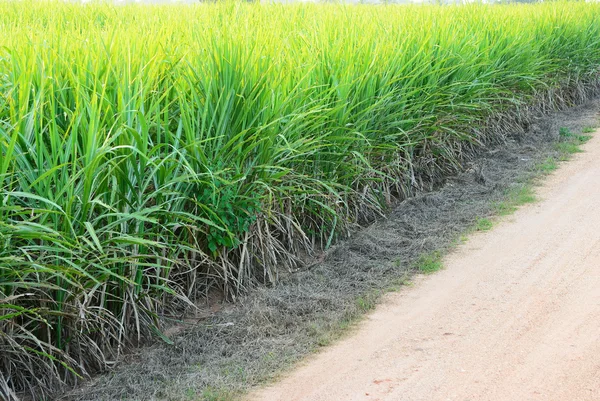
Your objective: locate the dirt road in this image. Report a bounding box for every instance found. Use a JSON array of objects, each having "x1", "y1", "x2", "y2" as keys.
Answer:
[{"x1": 248, "y1": 130, "x2": 600, "y2": 401}]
